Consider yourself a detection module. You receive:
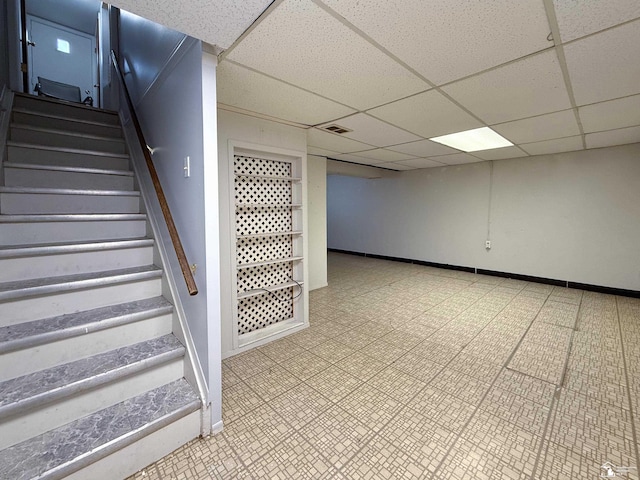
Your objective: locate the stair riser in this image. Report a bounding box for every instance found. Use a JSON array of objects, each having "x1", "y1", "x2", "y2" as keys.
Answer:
[
  {"x1": 12, "y1": 111, "x2": 122, "y2": 138},
  {"x1": 0, "y1": 246, "x2": 154, "y2": 282},
  {"x1": 8, "y1": 144, "x2": 130, "y2": 170},
  {"x1": 0, "y1": 192, "x2": 140, "y2": 214},
  {"x1": 64, "y1": 411, "x2": 201, "y2": 480},
  {"x1": 5, "y1": 167, "x2": 134, "y2": 191},
  {"x1": 0, "y1": 220, "x2": 147, "y2": 246},
  {"x1": 13, "y1": 95, "x2": 120, "y2": 125},
  {"x1": 0, "y1": 359, "x2": 184, "y2": 450},
  {"x1": 10, "y1": 126, "x2": 126, "y2": 154},
  {"x1": 1, "y1": 313, "x2": 173, "y2": 381},
  {"x1": 0, "y1": 277, "x2": 163, "y2": 325}
]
